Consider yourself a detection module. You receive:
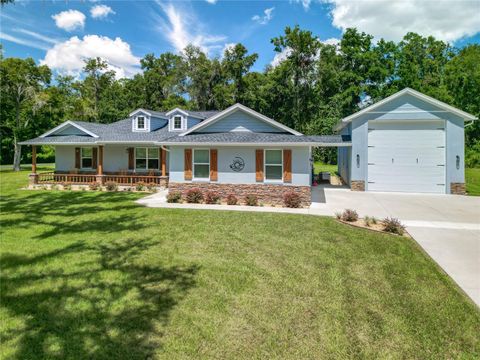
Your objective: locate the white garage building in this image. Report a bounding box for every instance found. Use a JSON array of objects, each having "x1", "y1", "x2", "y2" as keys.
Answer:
[{"x1": 336, "y1": 88, "x2": 477, "y2": 194}]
